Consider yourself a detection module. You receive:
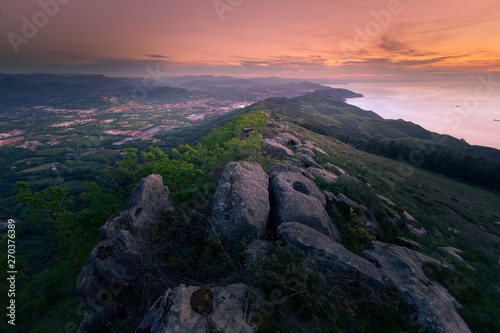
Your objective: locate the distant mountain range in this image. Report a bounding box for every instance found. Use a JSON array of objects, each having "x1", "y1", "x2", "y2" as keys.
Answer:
[
  {"x1": 1, "y1": 73, "x2": 498, "y2": 161},
  {"x1": 0, "y1": 74, "x2": 344, "y2": 108}
]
